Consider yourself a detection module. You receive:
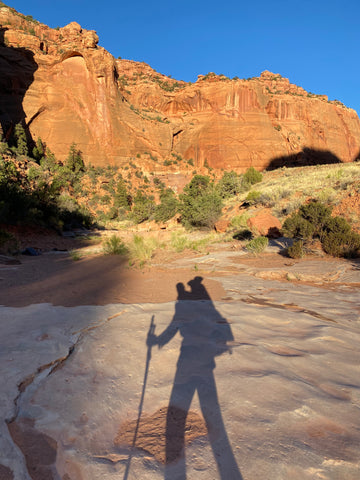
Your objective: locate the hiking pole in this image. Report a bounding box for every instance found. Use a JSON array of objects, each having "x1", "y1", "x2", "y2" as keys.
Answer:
[{"x1": 123, "y1": 315, "x2": 155, "y2": 480}]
